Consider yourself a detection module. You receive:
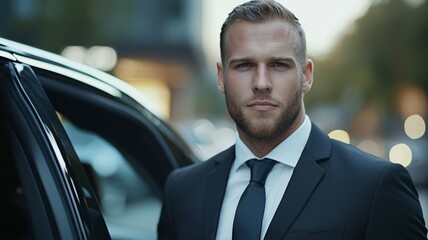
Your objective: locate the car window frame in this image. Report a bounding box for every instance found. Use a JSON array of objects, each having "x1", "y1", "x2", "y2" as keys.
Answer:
[{"x1": 0, "y1": 60, "x2": 110, "y2": 239}]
